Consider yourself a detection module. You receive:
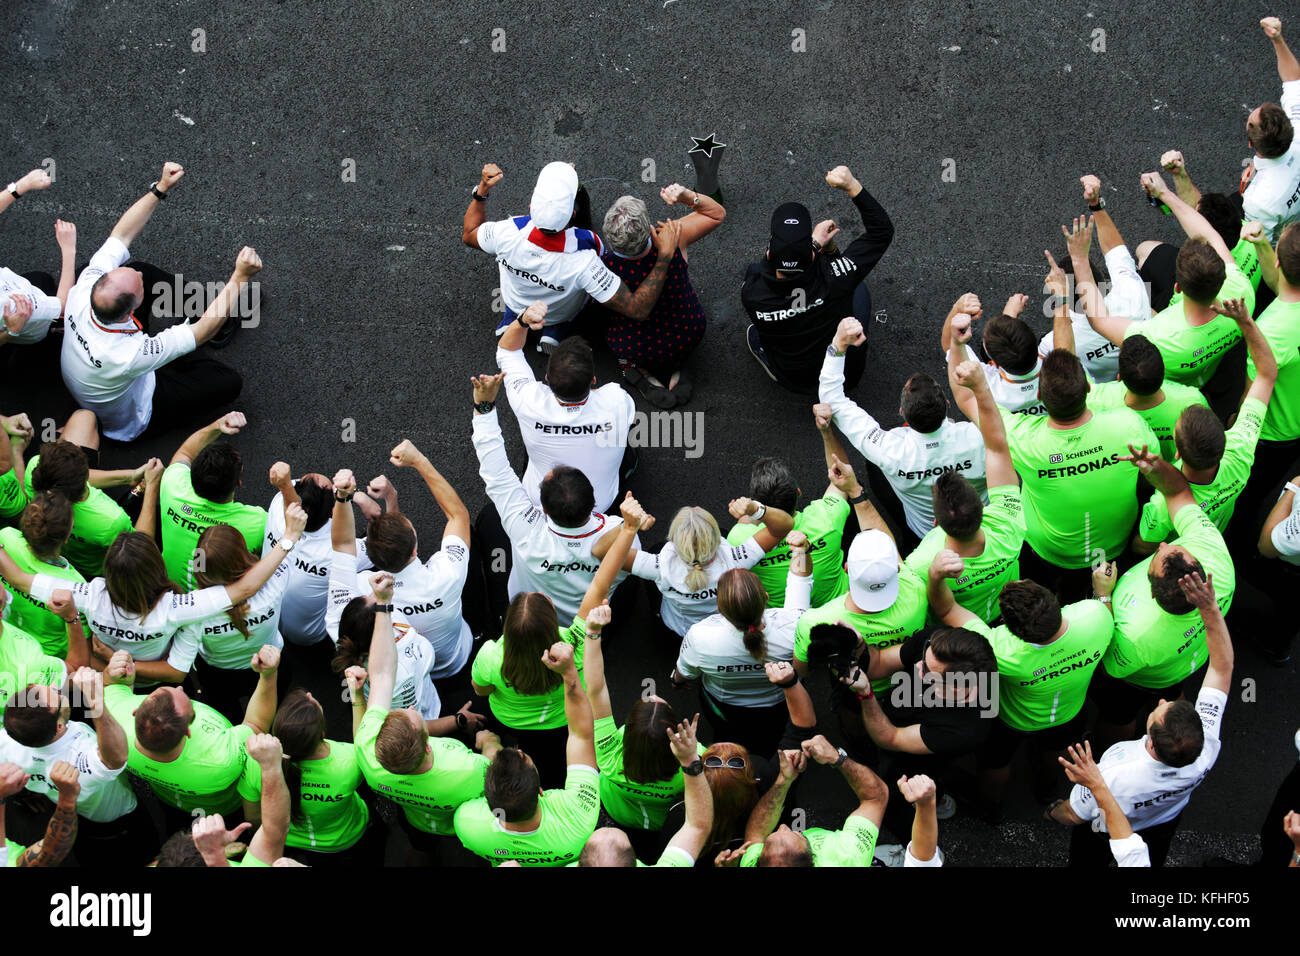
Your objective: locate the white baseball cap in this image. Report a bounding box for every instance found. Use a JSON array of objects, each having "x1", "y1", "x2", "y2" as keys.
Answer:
[
  {"x1": 530, "y1": 162, "x2": 579, "y2": 231},
  {"x1": 846, "y1": 530, "x2": 901, "y2": 613}
]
